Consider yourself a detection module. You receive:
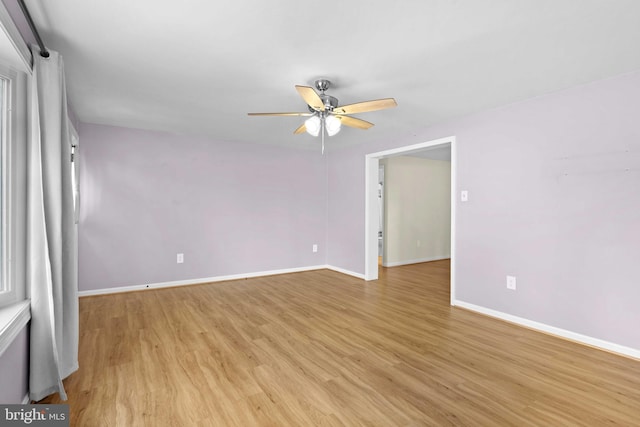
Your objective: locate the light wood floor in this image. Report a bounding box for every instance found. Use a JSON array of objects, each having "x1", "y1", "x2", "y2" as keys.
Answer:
[{"x1": 41, "y1": 261, "x2": 640, "y2": 426}]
